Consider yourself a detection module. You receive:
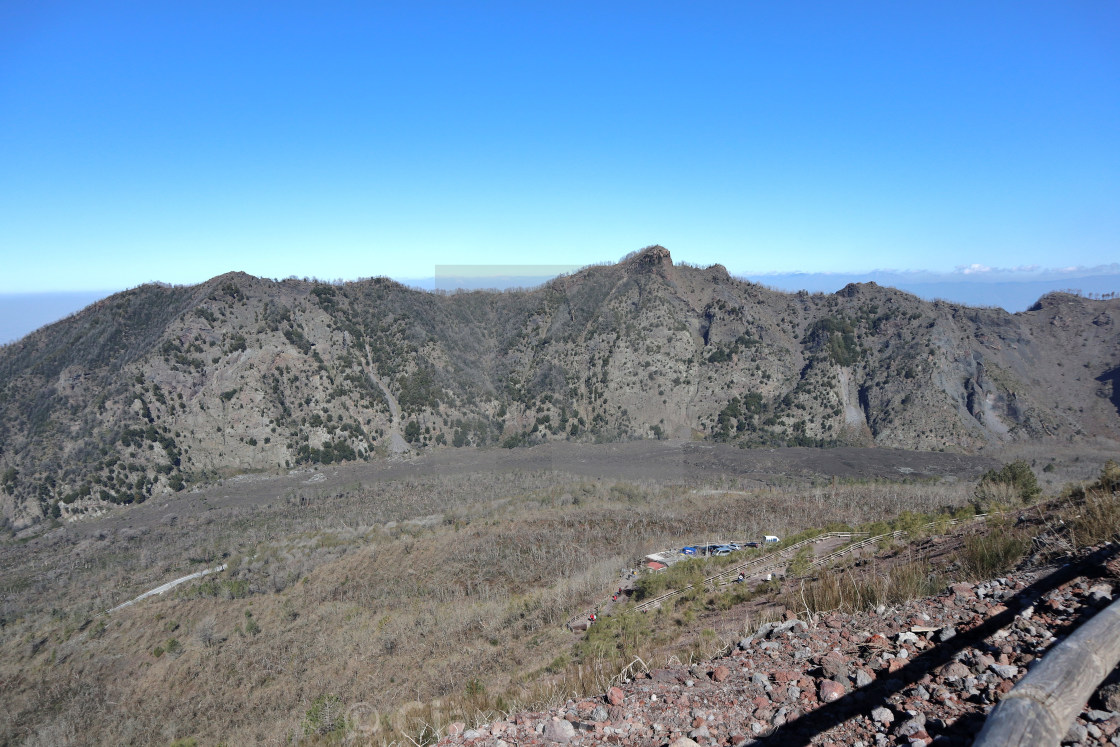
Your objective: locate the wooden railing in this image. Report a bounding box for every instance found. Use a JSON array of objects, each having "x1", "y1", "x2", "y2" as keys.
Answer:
[
  {"x1": 809, "y1": 531, "x2": 905, "y2": 569},
  {"x1": 975, "y1": 595, "x2": 1120, "y2": 746},
  {"x1": 809, "y1": 514, "x2": 991, "y2": 570}
]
